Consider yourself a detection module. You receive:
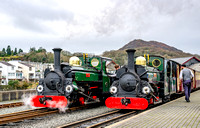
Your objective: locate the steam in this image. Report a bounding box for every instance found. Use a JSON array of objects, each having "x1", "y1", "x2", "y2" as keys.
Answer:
[
  {"x1": 22, "y1": 93, "x2": 69, "y2": 113},
  {"x1": 22, "y1": 93, "x2": 37, "y2": 109},
  {"x1": 46, "y1": 100, "x2": 69, "y2": 113}
]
